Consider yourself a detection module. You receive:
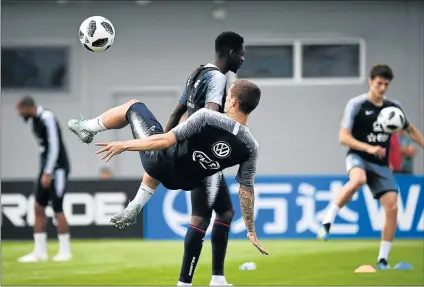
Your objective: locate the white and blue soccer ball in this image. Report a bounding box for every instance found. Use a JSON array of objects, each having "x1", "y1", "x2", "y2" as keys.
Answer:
[
  {"x1": 377, "y1": 106, "x2": 405, "y2": 134},
  {"x1": 79, "y1": 16, "x2": 115, "y2": 52}
]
